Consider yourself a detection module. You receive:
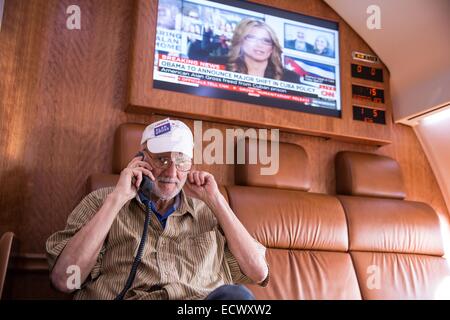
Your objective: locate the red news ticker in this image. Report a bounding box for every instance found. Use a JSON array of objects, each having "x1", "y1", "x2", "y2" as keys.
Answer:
[
  {"x1": 159, "y1": 54, "x2": 225, "y2": 70},
  {"x1": 178, "y1": 77, "x2": 311, "y2": 103},
  {"x1": 319, "y1": 84, "x2": 336, "y2": 91}
]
